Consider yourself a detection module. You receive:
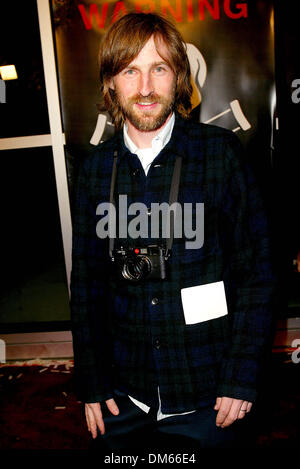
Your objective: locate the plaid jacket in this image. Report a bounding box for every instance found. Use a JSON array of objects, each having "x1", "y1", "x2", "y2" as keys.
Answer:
[{"x1": 70, "y1": 116, "x2": 276, "y2": 413}]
